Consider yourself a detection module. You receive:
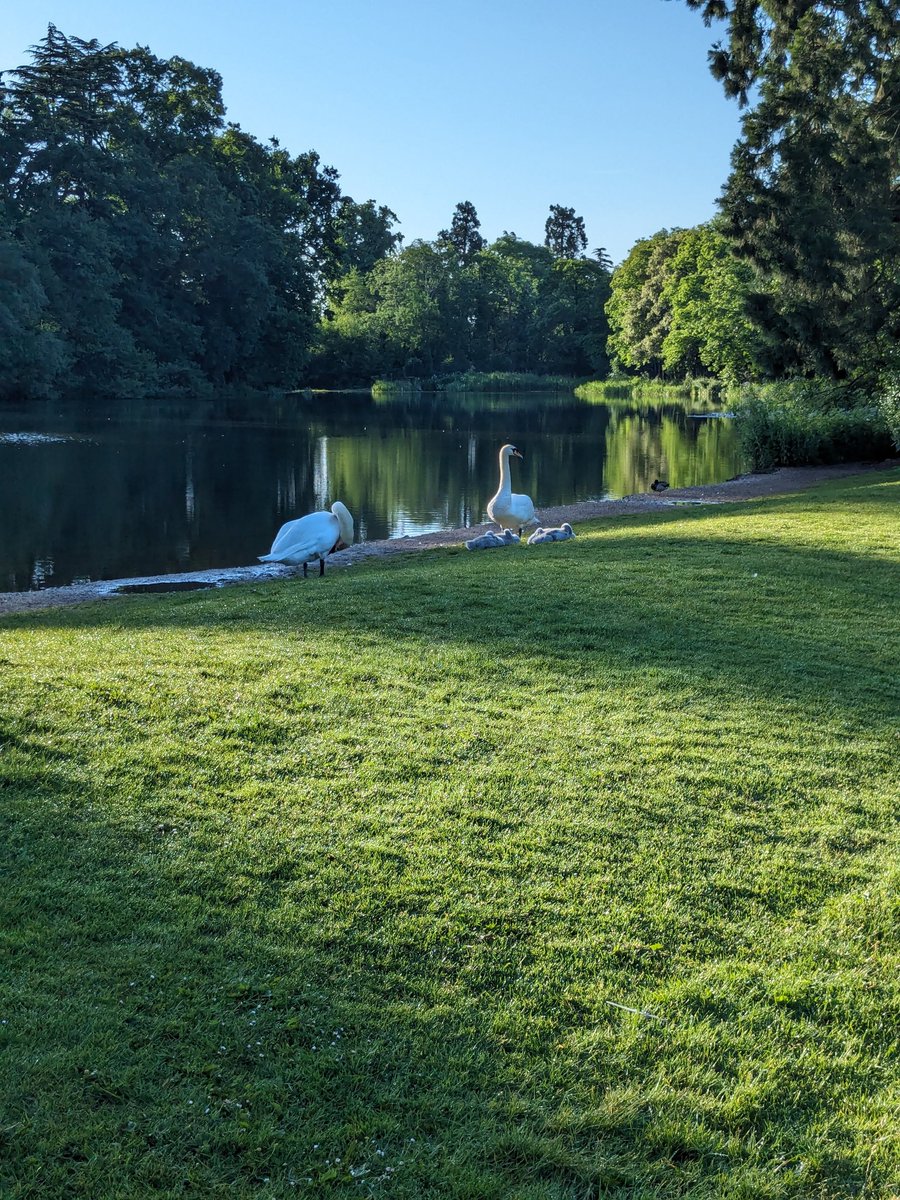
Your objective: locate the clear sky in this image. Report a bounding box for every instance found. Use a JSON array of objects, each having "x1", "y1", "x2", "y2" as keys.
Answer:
[{"x1": 1, "y1": 0, "x2": 744, "y2": 265}]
